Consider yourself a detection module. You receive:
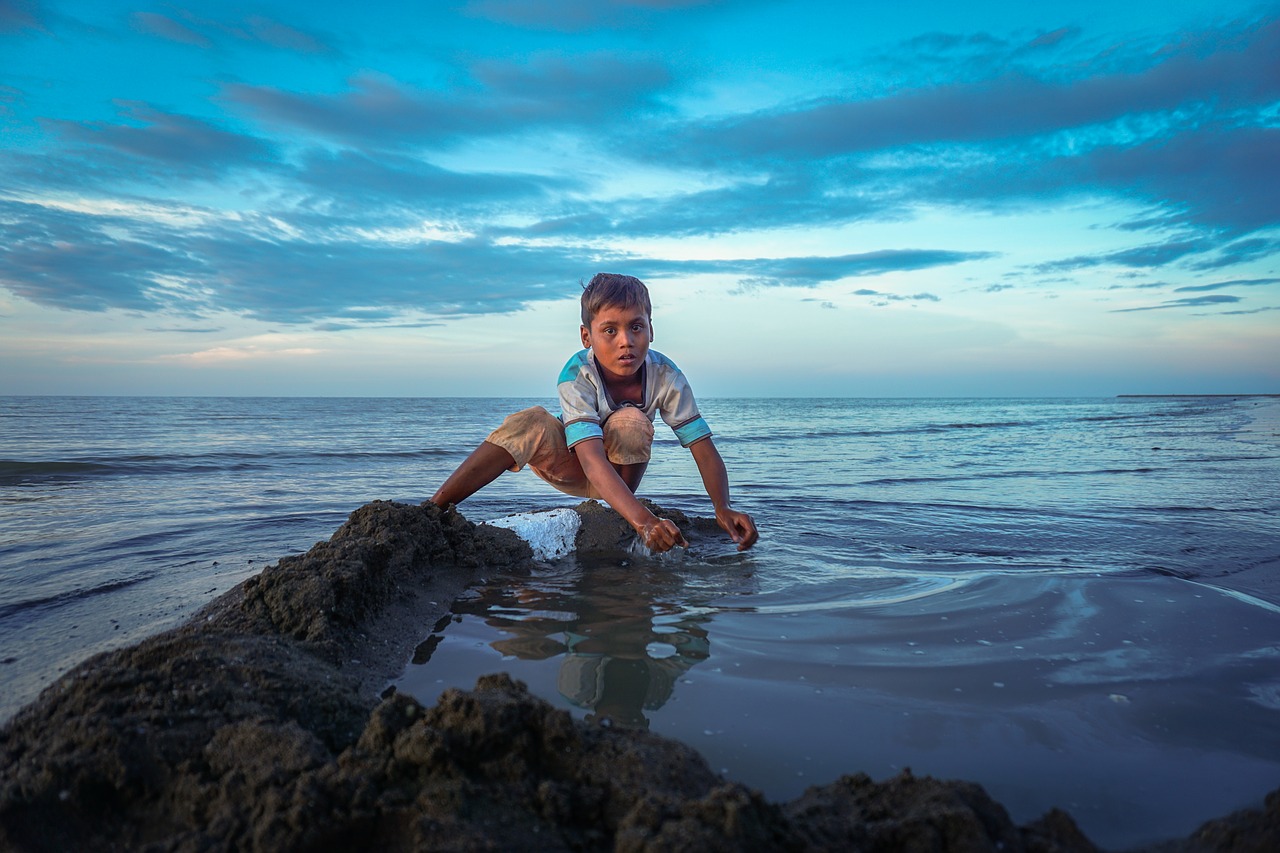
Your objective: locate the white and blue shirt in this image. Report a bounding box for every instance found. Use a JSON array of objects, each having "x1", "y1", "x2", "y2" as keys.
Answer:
[{"x1": 557, "y1": 349, "x2": 712, "y2": 449}]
